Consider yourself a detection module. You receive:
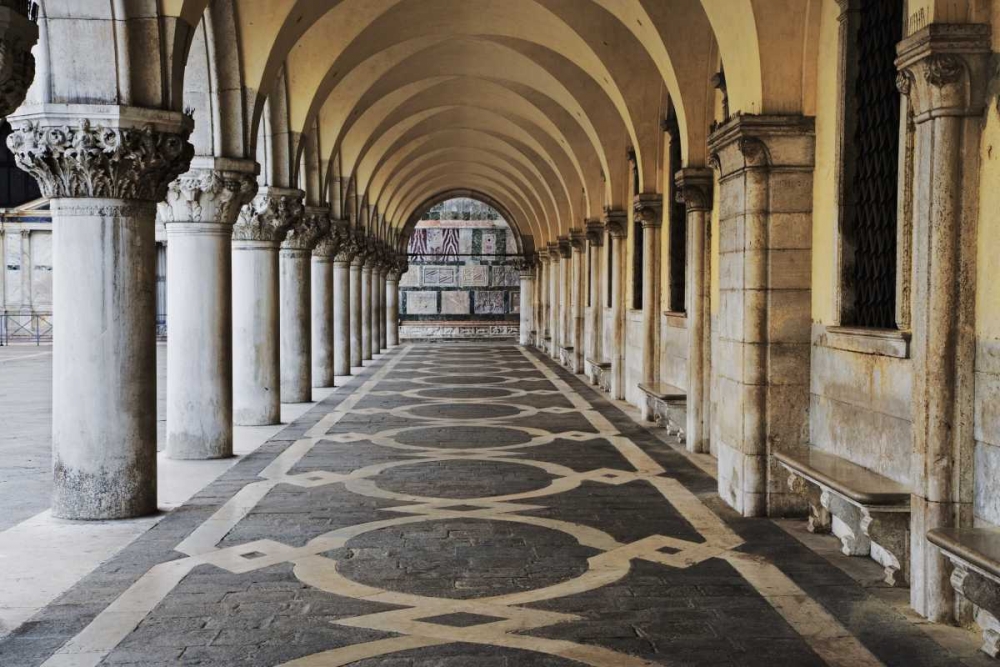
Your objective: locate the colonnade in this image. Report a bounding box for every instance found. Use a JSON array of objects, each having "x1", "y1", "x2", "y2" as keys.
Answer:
[{"x1": 4, "y1": 109, "x2": 404, "y2": 519}]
